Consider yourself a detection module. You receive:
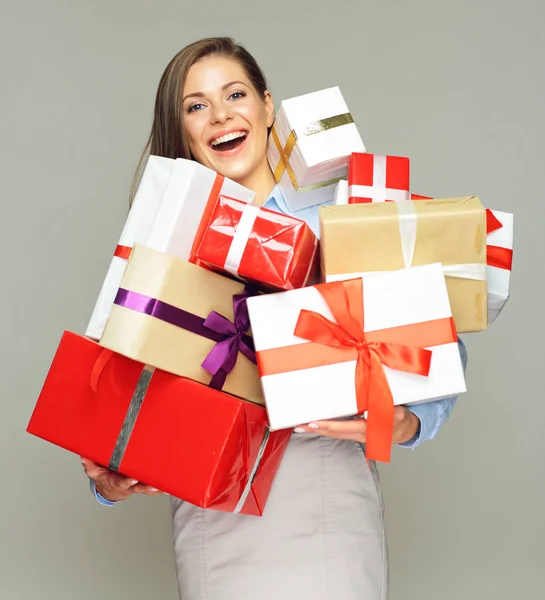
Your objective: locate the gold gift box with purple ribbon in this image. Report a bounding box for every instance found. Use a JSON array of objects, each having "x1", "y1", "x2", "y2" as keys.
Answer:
[{"x1": 98, "y1": 244, "x2": 264, "y2": 406}]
